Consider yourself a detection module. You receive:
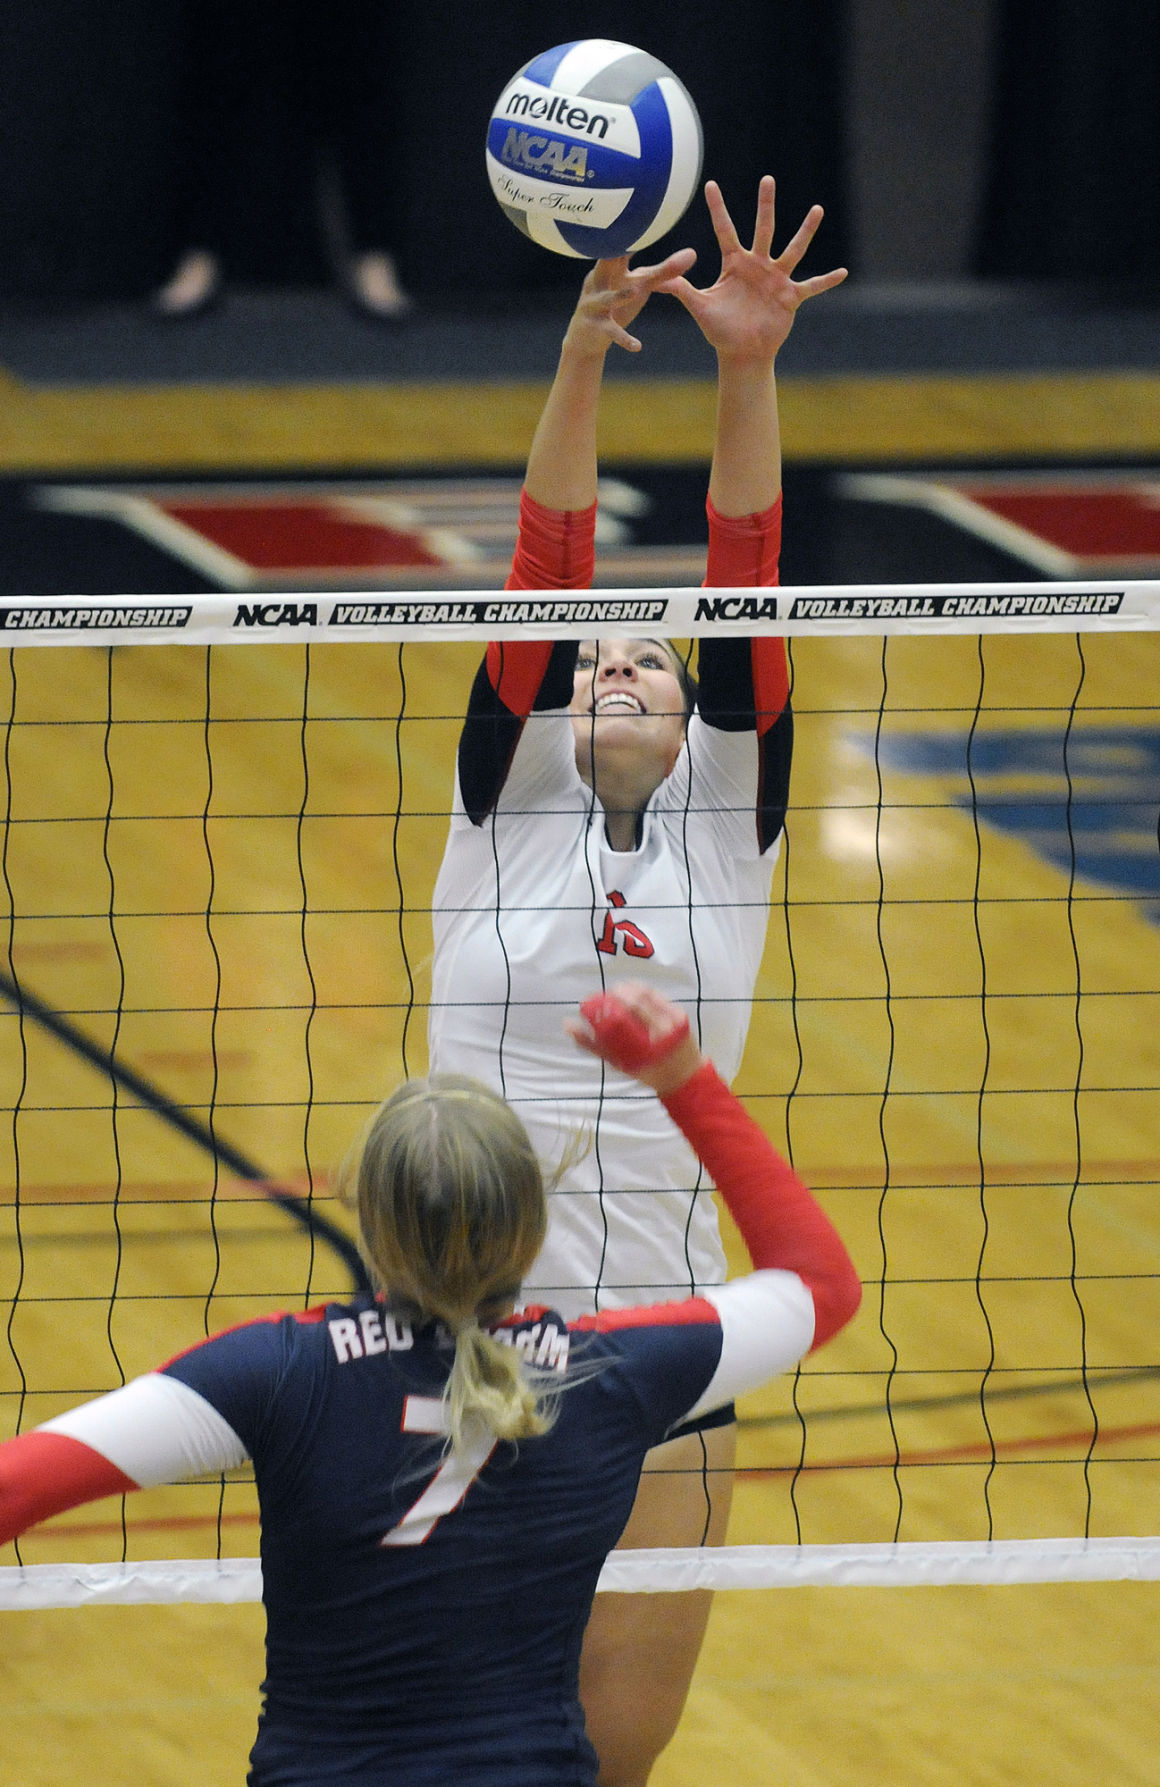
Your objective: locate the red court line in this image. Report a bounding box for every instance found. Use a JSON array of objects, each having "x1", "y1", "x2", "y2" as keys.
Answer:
[
  {"x1": 745, "y1": 1418, "x2": 1160, "y2": 1479},
  {"x1": 17, "y1": 1420, "x2": 1160, "y2": 1546},
  {"x1": 23, "y1": 1510, "x2": 260, "y2": 1540},
  {"x1": 5, "y1": 1160, "x2": 1156, "y2": 1205},
  {"x1": 1, "y1": 1174, "x2": 337, "y2": 1206},
  {"x1": 801, "y1": 1160, "x2": 1160, "y2": 1191}
]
